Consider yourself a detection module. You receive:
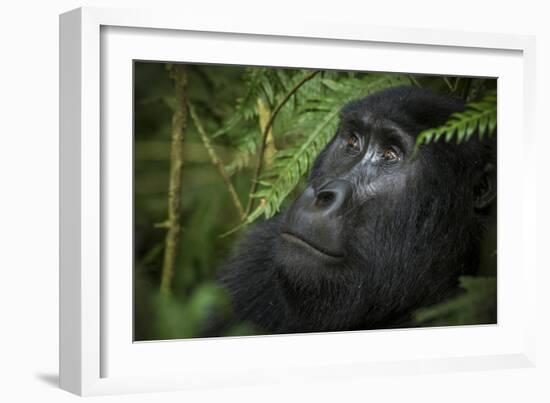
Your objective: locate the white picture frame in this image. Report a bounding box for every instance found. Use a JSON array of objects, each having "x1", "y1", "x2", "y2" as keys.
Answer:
[{"x1": 59, "y1": 6, "x2": 537, "y2": 396}]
